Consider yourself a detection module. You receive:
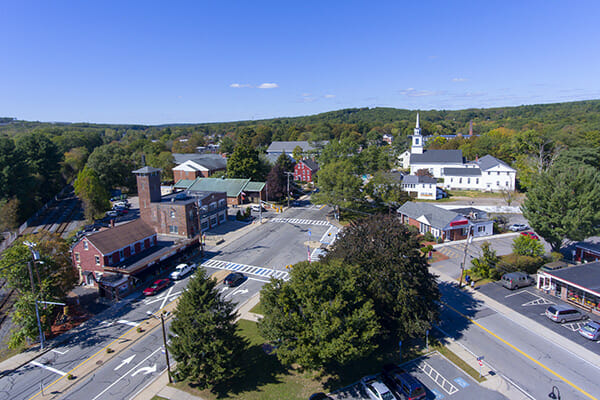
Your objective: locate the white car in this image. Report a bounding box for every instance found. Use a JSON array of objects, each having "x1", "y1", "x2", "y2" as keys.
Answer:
[
  {"x1": 170, "y1": 263, "x2": 195, "y2": 280},
  {"x1": 509, "y1": 223, "x2": 528, "y2": 232},
  {"x1": 361, "y1": 375, "x2": 397, "y2": 400}
]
